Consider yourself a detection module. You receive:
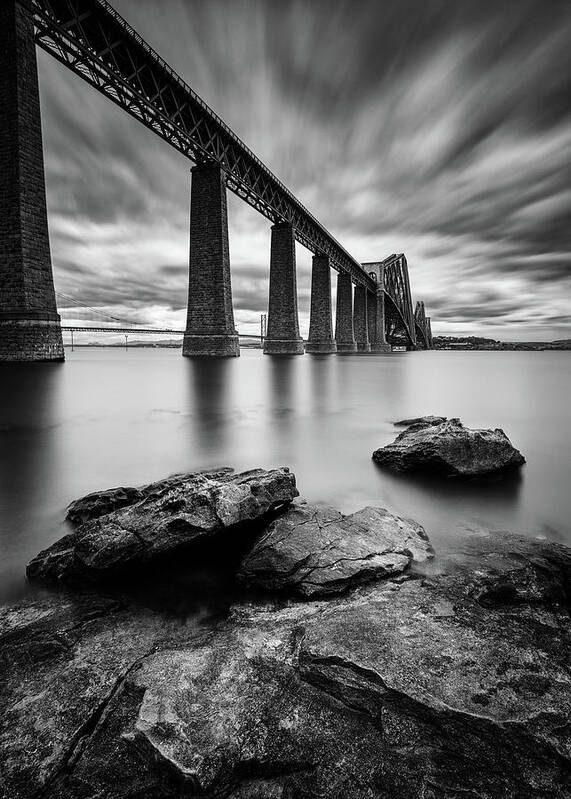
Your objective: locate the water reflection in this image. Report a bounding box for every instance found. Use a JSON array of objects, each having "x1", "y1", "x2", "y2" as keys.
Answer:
[
  {"x1": 185, "y1": 358, "x2": 233, "y2": 457},
  {"x1": 268, "y1": 355, "x2": 296, "y2": 409},
  {"x1": 266, "y1": 356, "x2": 298, "y2": 459},
  {"x1": 376, "y1": 458, "x2": 522, "y2": 511},
  {"x1": 309, "y1": 355, "x2": 334, "y2": 414},
  {"x1": 0, "y1": 363, "x2": 63, "y2": 602},
  {"x1": 370, "y1": 460, "x2": 526, "y2": 558},
  {"x1": 375, "y1": 461, "x2": 523, "y2": 499}
]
